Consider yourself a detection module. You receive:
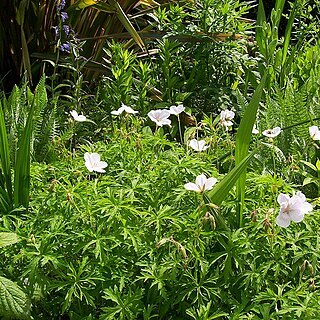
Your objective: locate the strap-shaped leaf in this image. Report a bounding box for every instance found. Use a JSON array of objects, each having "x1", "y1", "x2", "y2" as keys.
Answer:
[
  {"x1": 14, "y1": 98, "x2": 35, "y2": 210},
  {"x1": 235, "y1": 75, "x2": 266, "y2": 227},
  {"x1": 109, "y1": 0, "x2": 145, "y2": 50},
  {"x1": 0, "y1": 276, "x2": 31, "y2": 319},
  {"x1": 0, "y1": 102, "x2": 13, "y2": 209},
  {"x1": 281, "y1": 0, "x2": 297, "y2": 66},
  {"x1": 256, "y1": 0, "x2": 266, "y2": 57},
  {"x1": 207, "y1": 151, "x2": 256, "y2": 206},
  {"x1": 235, "y1": 74, "x2": 266, "y2": 165}
]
